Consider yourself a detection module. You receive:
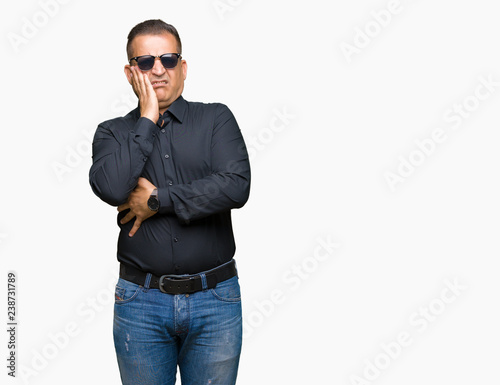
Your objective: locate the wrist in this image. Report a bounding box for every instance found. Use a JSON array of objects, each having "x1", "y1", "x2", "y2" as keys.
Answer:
[
  {"x1": 142, "y1": 112, "x2": 158, "y2": 123},
  {"x1": 147, "y1": 188, "x2": 160, "y2": 212}
]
